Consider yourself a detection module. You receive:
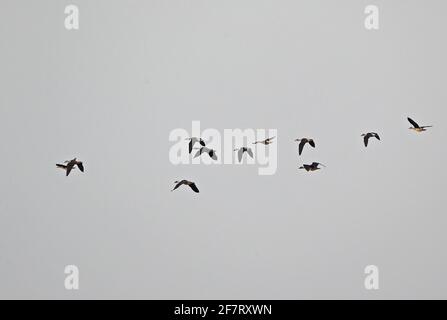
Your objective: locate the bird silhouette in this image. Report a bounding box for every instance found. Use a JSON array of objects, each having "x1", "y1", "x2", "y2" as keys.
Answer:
[
  {"x1": 299, "y1": 162, "x2": 326, "y2": 172},
  {"x1": 294, "y1": 138, "x2": 315, "y2": 155},
  {"x1": 253, "y1": 136, "x2": 275, "y2": 145},
  {"x1": 186, "y1": 137, "x2": 206, "y2": 153},
  {"x1": 408, "y1": 117, "x2": 432, "y2": 132},
  {"x1": 194, "y1": 147, "x2": 218, "y2": 160},
  {"x1": 171, "y1": 180, "x2": 199, "y2": 193},
  {"x1": 361, "y1": 132, "x2": 380, "y2": 147},
  {"x1": 234, "y1": 147, "x2": 254, "y2": 162},
  {"x1": 56, "y1": 158, "x2": 84, "y2": 176}
]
